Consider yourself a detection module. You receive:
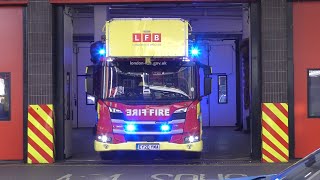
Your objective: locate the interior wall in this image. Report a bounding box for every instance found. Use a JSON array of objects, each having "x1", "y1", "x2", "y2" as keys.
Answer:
[
  {"x1": 197, "y1": 39, "x2": 237, "y2": 126},
  {"x1": 73, "y1": 17, "x2": 243, "y2": 34},
  {"x1": 209, "y1": 40, "x2": 237, "y2": 126},
  {"x1": 72, "y1": 4, "x2": 244, "y2": 36},
  {"x1": 72, "y1": 6, "x2": 109, "y2": 128},
  {"x1": 191, "y1": 19, "x2": 242, "y2": 34},
  {"x1": 73, "y1": 42, "x2": 96, "y2": 128},
  {"x1": 72, "y1": 13, "x2": 94, "y2": 128},
  {"x1": 73, "y1": 16, "x2": 94, "y2": 36}
]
